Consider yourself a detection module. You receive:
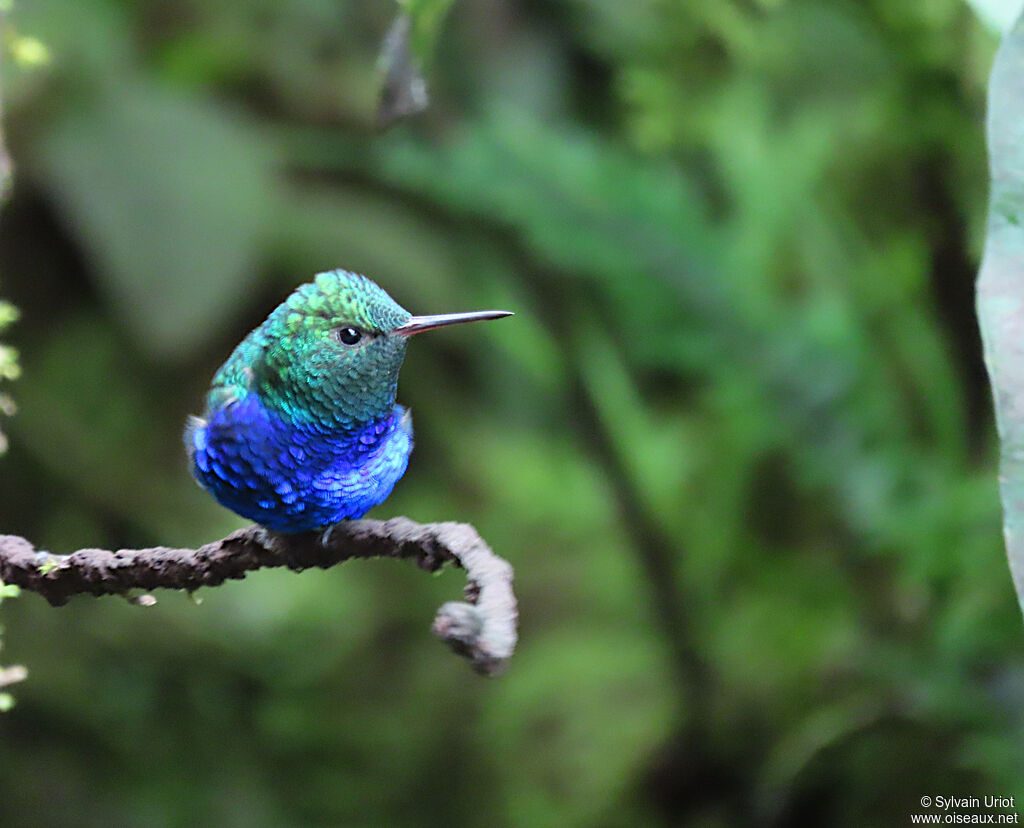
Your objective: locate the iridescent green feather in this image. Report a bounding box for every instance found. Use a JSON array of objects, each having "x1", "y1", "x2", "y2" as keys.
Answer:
[{"x1": 203, "y1": 270, "x2": 412, "y2": 428}]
